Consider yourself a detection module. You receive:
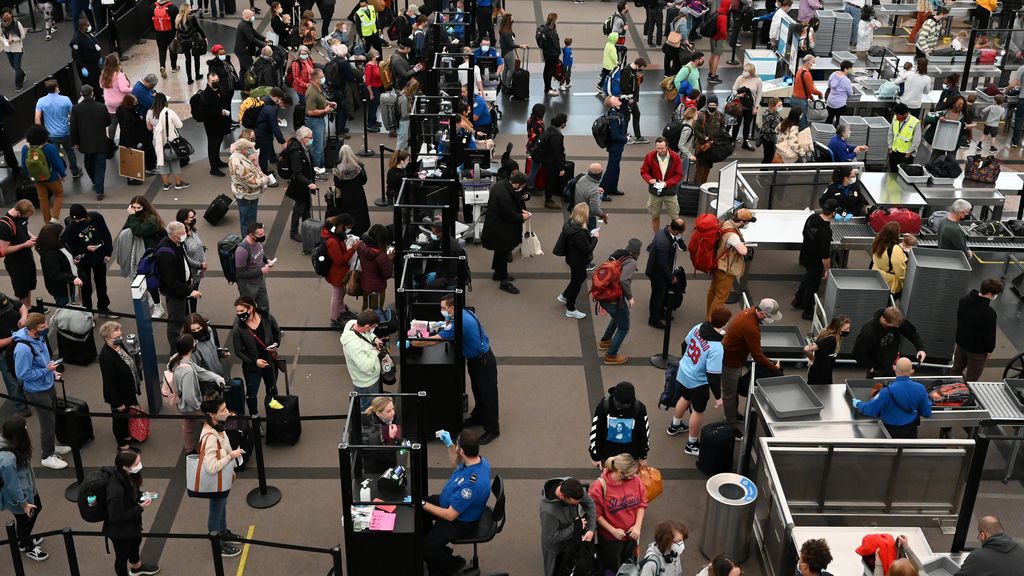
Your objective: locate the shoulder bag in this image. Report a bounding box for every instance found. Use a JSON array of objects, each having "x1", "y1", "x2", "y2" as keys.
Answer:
[
  {"x1": 185, "y1": 432, "x2": 239, "y2": 497},
  {"x1": 164, "y1": 111, "x2": 195, "y2": 161},
  {"x1": 354, "y1": 328, "x2": 397, "y2": 385}
]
